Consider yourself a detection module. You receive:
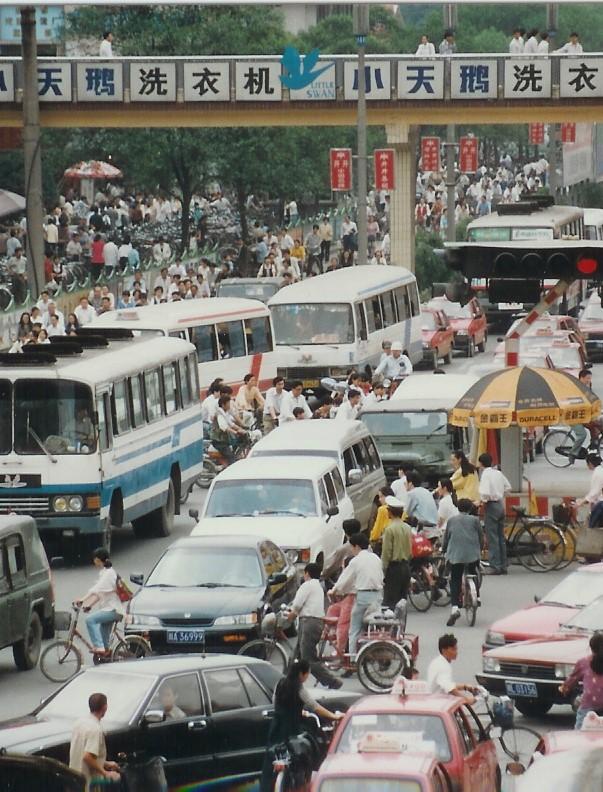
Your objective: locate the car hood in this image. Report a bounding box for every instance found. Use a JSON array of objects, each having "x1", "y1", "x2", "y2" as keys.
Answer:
[
  {"x1": 0, "y1": 716, "x2": 74, "y2": 753},
  {"x1": 488, "y1": 604, "x2": 579, "y2": 642},
  {"x1": 130, "y1": 585, "x2": 264, "y2": 619},
  {"x1": 580, "y1": 321, "x2": 603, "y2": 334},
  {"x1": 191, "y1": 516, "x2": 329, "y2": 549},
  {"x1": 544, "y1": 730, "x2": 603, "y2": 754},
  {"x1": 484, "y1": 633, "x2": 590, "y2": 663}
]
